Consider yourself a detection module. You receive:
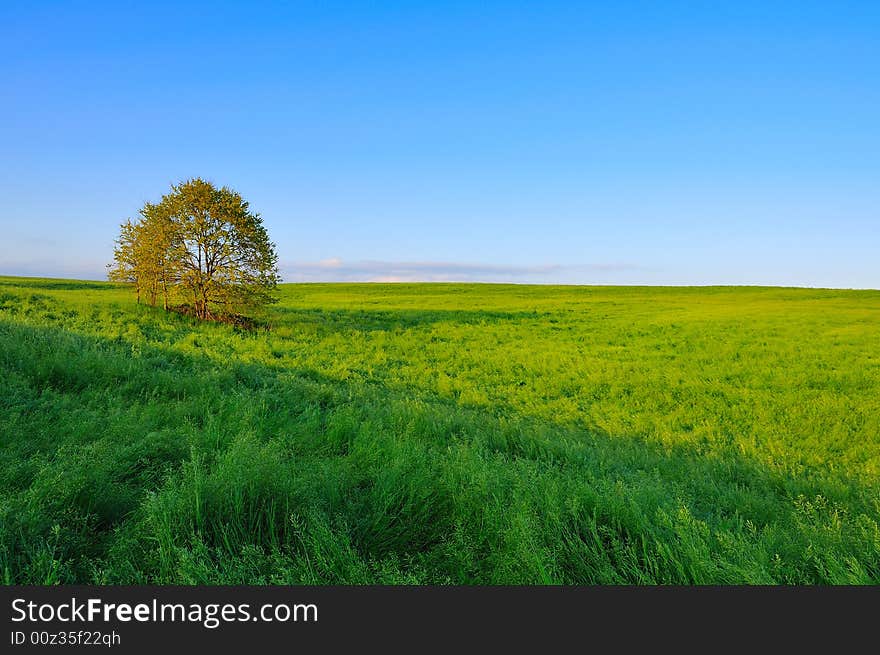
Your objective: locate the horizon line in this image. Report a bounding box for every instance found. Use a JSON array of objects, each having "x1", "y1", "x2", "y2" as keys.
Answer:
[{"x1": 0, "y1": 272, "x2": 877, "y2": 292}]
